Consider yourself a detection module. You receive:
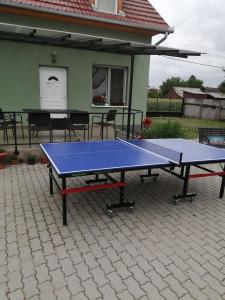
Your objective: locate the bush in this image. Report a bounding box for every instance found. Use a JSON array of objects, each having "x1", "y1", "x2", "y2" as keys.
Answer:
[
  {"x1": 141, "y1": 120, "x2": 185, "y2": 139},
  {"x1": 27, "y1": 154, "x2": 37, "y2": 165}
]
